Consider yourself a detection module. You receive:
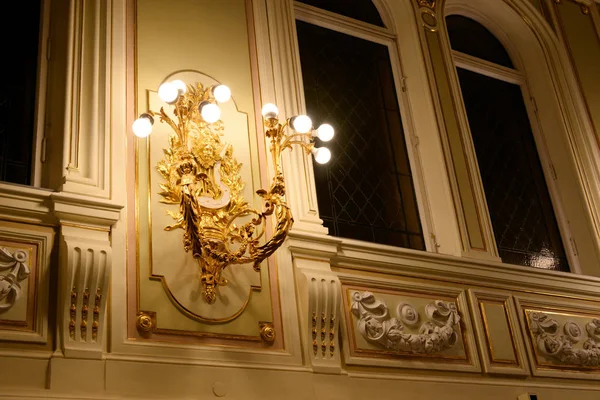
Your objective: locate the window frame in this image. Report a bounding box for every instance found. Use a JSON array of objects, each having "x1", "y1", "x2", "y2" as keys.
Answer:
[
  {"x1": 31, "y1": 0, "x2": 52, "y2": 187},
  {"x1": 292, "y1": 0, "x2": 434, "y2": 251},
  {"x1": 2, "y1": 0, "x2": 53, "y2": 187},
  {"x1": 442, "y1": 8, "x2": 582, "y2": 273}
]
